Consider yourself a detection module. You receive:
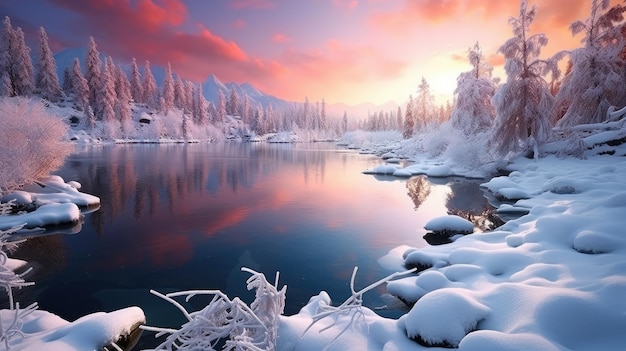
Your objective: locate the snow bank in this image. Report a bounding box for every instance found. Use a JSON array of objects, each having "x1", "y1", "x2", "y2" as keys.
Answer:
[
  {"x1": 0, "y1": 202, "x2": 80, "y2": 230},
  {"x1": 380, "y1": 154, "x2": 626, "y2": 349},
  {"x1": 4, "y1": 307, "x2": 145, "y2": 351}
]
